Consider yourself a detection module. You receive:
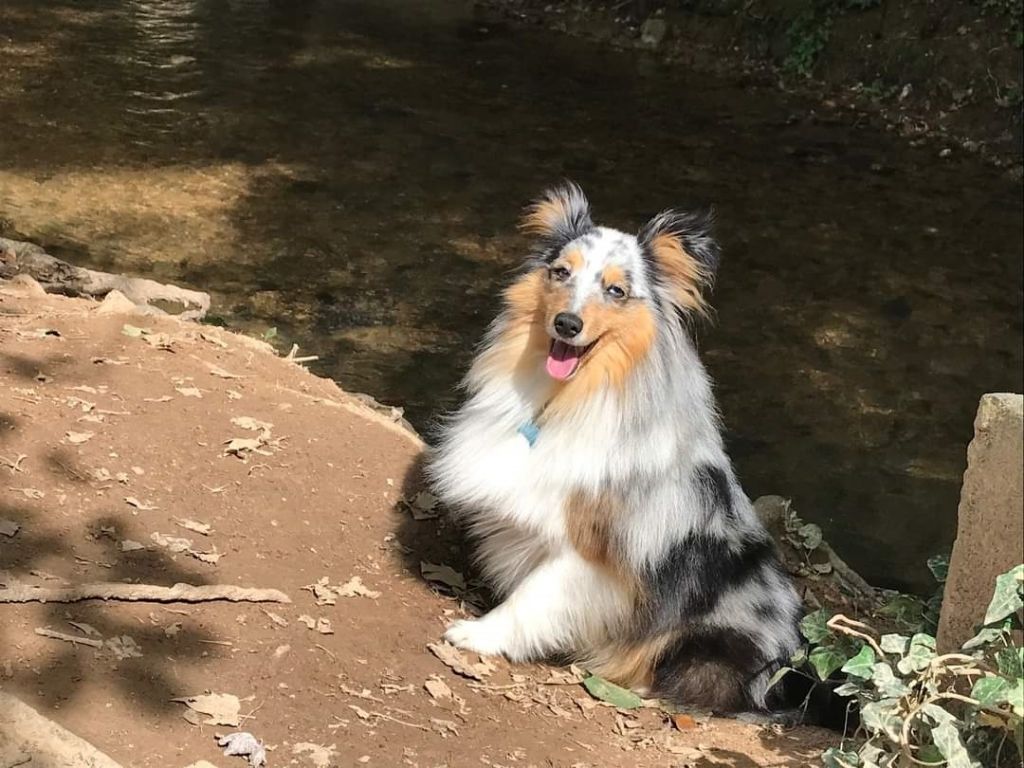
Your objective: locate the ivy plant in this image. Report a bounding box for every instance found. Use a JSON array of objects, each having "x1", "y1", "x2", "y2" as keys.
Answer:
[{"x1": 788, "y1": 564, "x2": 1024, "y2": 767}]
